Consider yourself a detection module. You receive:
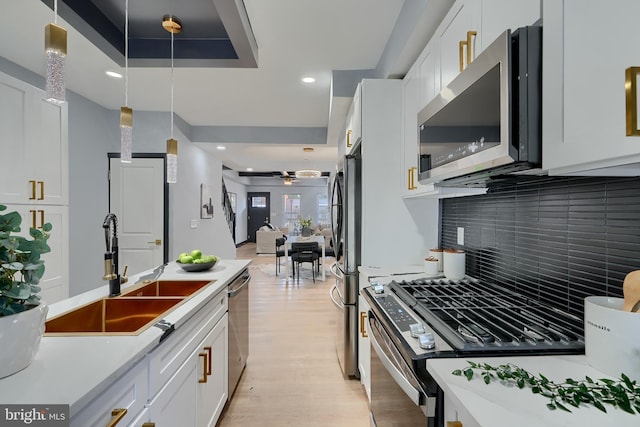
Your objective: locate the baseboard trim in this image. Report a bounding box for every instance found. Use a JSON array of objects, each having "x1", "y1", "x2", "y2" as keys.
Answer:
[{"x1": 236, "y1": 240, "x2": 249, "y2": 247}]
